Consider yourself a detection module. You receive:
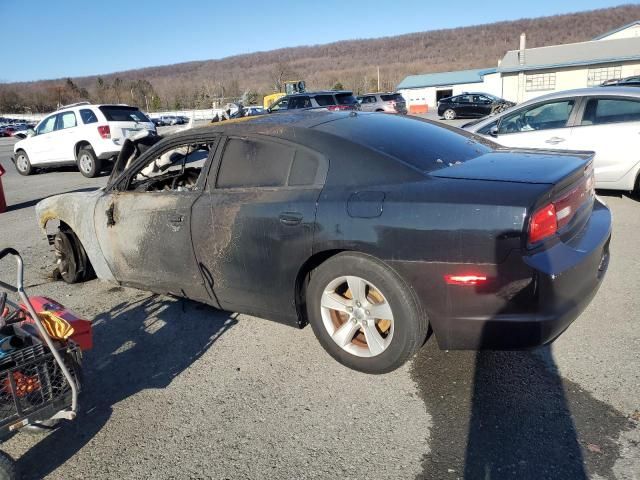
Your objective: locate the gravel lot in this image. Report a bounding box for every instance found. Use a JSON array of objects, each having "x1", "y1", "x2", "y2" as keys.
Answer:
[{"x1": 0, "y1": 117, "x2": 638, "y2": 479}]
